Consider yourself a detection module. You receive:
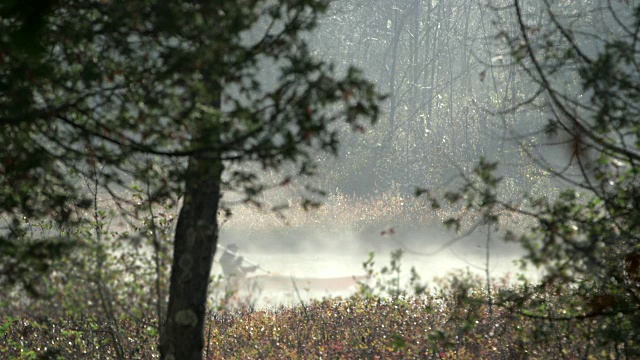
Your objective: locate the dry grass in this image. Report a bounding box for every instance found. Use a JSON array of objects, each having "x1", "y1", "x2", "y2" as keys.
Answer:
[{"x1": 223, "y1": 187, "x2": 534, "y2": 241}]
